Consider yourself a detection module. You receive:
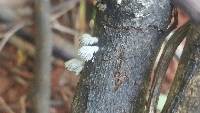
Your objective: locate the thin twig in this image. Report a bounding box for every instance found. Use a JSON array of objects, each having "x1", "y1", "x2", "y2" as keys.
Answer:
[
  {"x1": 0, "y1": 23, "x2": 25, "y2": 52},
  {"x1": 51, "y1": 0, "x2": 79, "y2": 21},
  {"x1": 0, "y1": 97, "x2": 15, "y2": 113},
  {"x1": 52, "y1": 20, "x2": 79, "y2": 36},
  {"x1": 20, "y1": 95, "x2": 27, "y2": 113}
]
